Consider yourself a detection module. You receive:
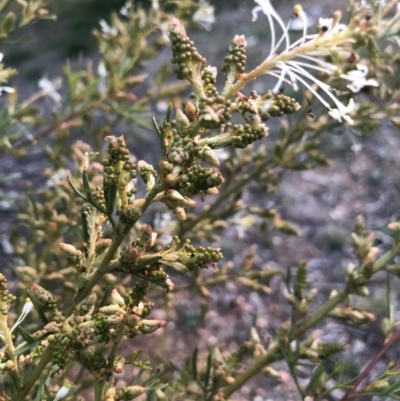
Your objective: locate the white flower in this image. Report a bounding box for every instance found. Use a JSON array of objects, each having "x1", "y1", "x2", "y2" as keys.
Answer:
[
  {"x1": 342, "y1": 64, "x2": 379, "y2": 92},
  {"x1": 38, "y1": 76, "x2": 62, "y2": 106},
  {"x1": 119, "y1": 1, "x2": 131, "y2": 17},
  {"x1": 0, "y1": 86, "x2": 15, "y2": 95},
  {"x1": 0, "y1": 53, "x2": 15, "y2": 95},
  {"x1": 97, "y1": 61, "x2": 108, "y2": 96},
  {"x1": 53, "y1": 384, "x2": 71, "y2": 401},
  {"x1": 99, "y1": 19, "x2": 117, "y2": 36},
  {"x1": 10, "y1": 299, "x2": 33, "y2": 333},
  {"x1": 192, "y1": 0, "x2": 215, "y2": 31},
  {"x1": 329, "y1": 98, "x2": 355, "y2": 124},
  {"x1": 250, "y1": 1, "x2": 358, "y2": 124},
  {"x1": 252, "y1": 0, "x2": 290, "y2": 58}
]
